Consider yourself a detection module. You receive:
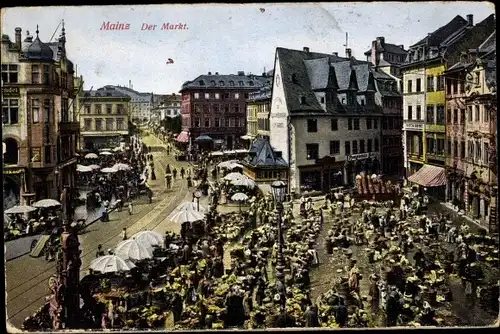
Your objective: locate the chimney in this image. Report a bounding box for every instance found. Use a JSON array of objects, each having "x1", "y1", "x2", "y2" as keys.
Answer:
[
  {"x1": 303, "y1": 47, "x2": 310, "y2": 53},
  {"x1": 398, "y1": 45, "x2": 404, "y2": 49},
  {"x1": 346, "y1": 48, "x2": 352, "y2": 58},
  {"x1": 215, "y1": 72, "x2": 219, "y2": 75},
  {"x1": 238, "y1": 71, "x2": 245, "y2": 76},
  {"x1": 376, "y1": 36, "x2": 385, "y2": 45},
  {"x1": 15, "y1": 27, "x2": 22, "y2": 49},
  {"x1": 129, "y1": 80, "x2": 131, "y2": 89},
  {"x1": 467, "y1": 14, "x2": 473, "y2": 26},
  {"x1": 208, "y1": 72, "x2": 212, "y2": 75},
  {"x1": 333, "y1": 52, "x2": 338, "y2": 56}
]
